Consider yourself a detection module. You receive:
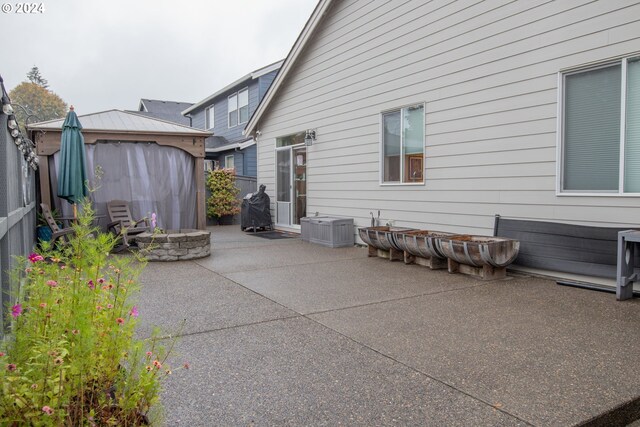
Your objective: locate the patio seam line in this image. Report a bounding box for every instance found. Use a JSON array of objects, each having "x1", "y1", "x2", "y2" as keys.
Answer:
[
  {"x1": 147, "y1": 314, "x2": 303, "y2": 341},
  {"x1": 300, "y1": 281, "x2": 496, "y2": 317},
  {"x1": 303, "y1": 314, "x2": 536, "y2": 427},
  {"x1": 194, "y1": 254, "x2": 369, "y2": 275}
]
